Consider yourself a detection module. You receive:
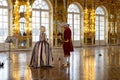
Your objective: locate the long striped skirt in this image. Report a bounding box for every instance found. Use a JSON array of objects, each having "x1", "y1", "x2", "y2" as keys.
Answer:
[{"x1": 29, "y1": 41, "x2": 53, "y2": 68}]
